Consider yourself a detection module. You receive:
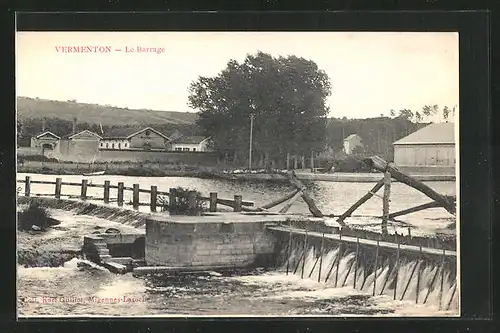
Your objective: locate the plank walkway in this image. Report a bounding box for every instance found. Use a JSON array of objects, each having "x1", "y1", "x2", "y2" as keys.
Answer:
[{"x1": 267, "y1": 226, "x2": 457, "y2": 257}]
